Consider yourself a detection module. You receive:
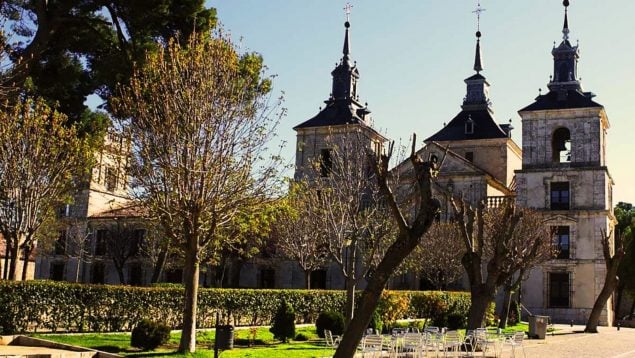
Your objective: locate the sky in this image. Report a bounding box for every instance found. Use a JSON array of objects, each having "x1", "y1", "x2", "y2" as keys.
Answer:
[{"x1": 209, "y1": 0, "x2": 635, "y2": 204}]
